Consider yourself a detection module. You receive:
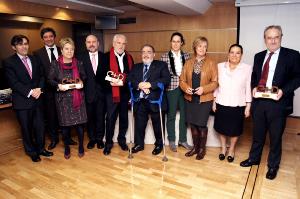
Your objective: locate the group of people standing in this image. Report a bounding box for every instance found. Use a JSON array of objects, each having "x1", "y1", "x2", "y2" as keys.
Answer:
[{"x1": 3, "y1": 25, "x2": 300, "y2": 181}]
